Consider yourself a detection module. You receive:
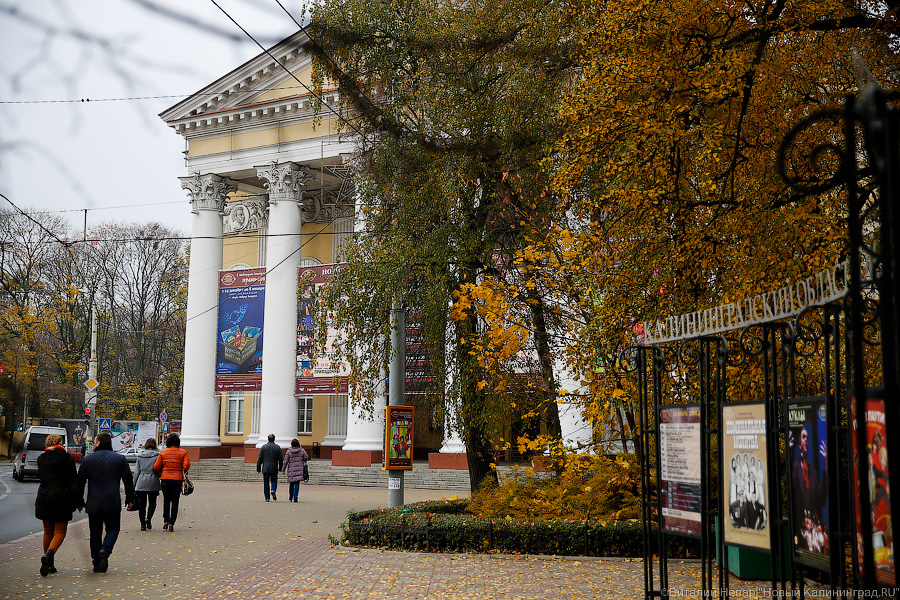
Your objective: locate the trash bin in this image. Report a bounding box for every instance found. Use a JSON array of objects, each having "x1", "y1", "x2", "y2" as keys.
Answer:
[{"x1": 312, "y1": 441, "x2": 320, "y2": 459}]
